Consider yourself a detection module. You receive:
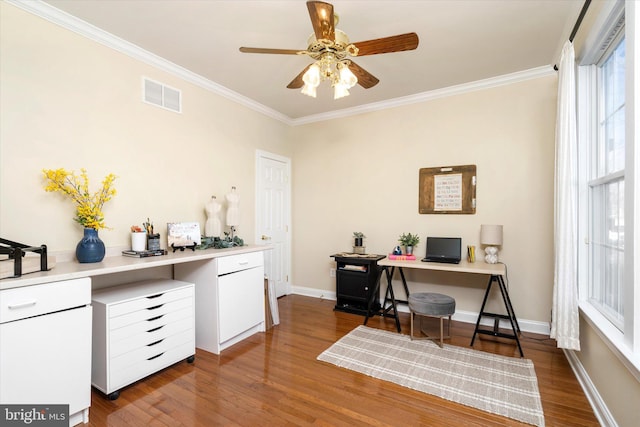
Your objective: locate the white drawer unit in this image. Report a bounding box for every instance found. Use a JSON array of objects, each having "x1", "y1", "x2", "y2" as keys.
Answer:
[
  {"x1": 91, "y1": 279, "x2": 195, "y2": 400},
  {"x1": 0, "y1": 277, "x2": 92, "y2": 427},
  {"x1": 175, "y1": 251, "x2": 265, "y2": 354}
]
